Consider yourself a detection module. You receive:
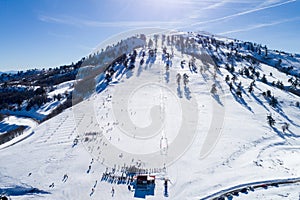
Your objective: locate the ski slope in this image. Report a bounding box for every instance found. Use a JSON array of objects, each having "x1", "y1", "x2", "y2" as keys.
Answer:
[{"x1": 0, "y1": 32, "x2": 300, "y2": 200}]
